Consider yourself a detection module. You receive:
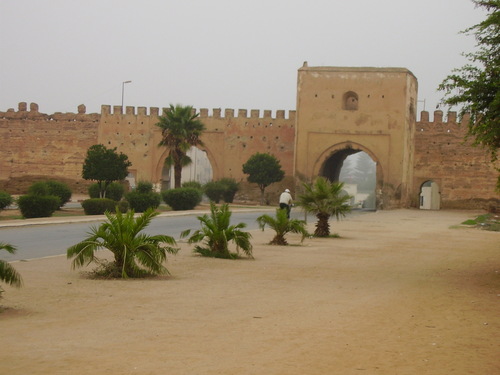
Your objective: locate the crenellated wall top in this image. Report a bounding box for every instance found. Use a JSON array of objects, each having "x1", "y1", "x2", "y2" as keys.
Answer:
[
  {"x1": 417, "y1": 110, "x2": 471, "y2": 135},
  {"x1": 0, "y1": 102, "x2": 100, "y2": 121},
  {"x1": 100, "y1": 105, "x2": 296, "y2": 120}
]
